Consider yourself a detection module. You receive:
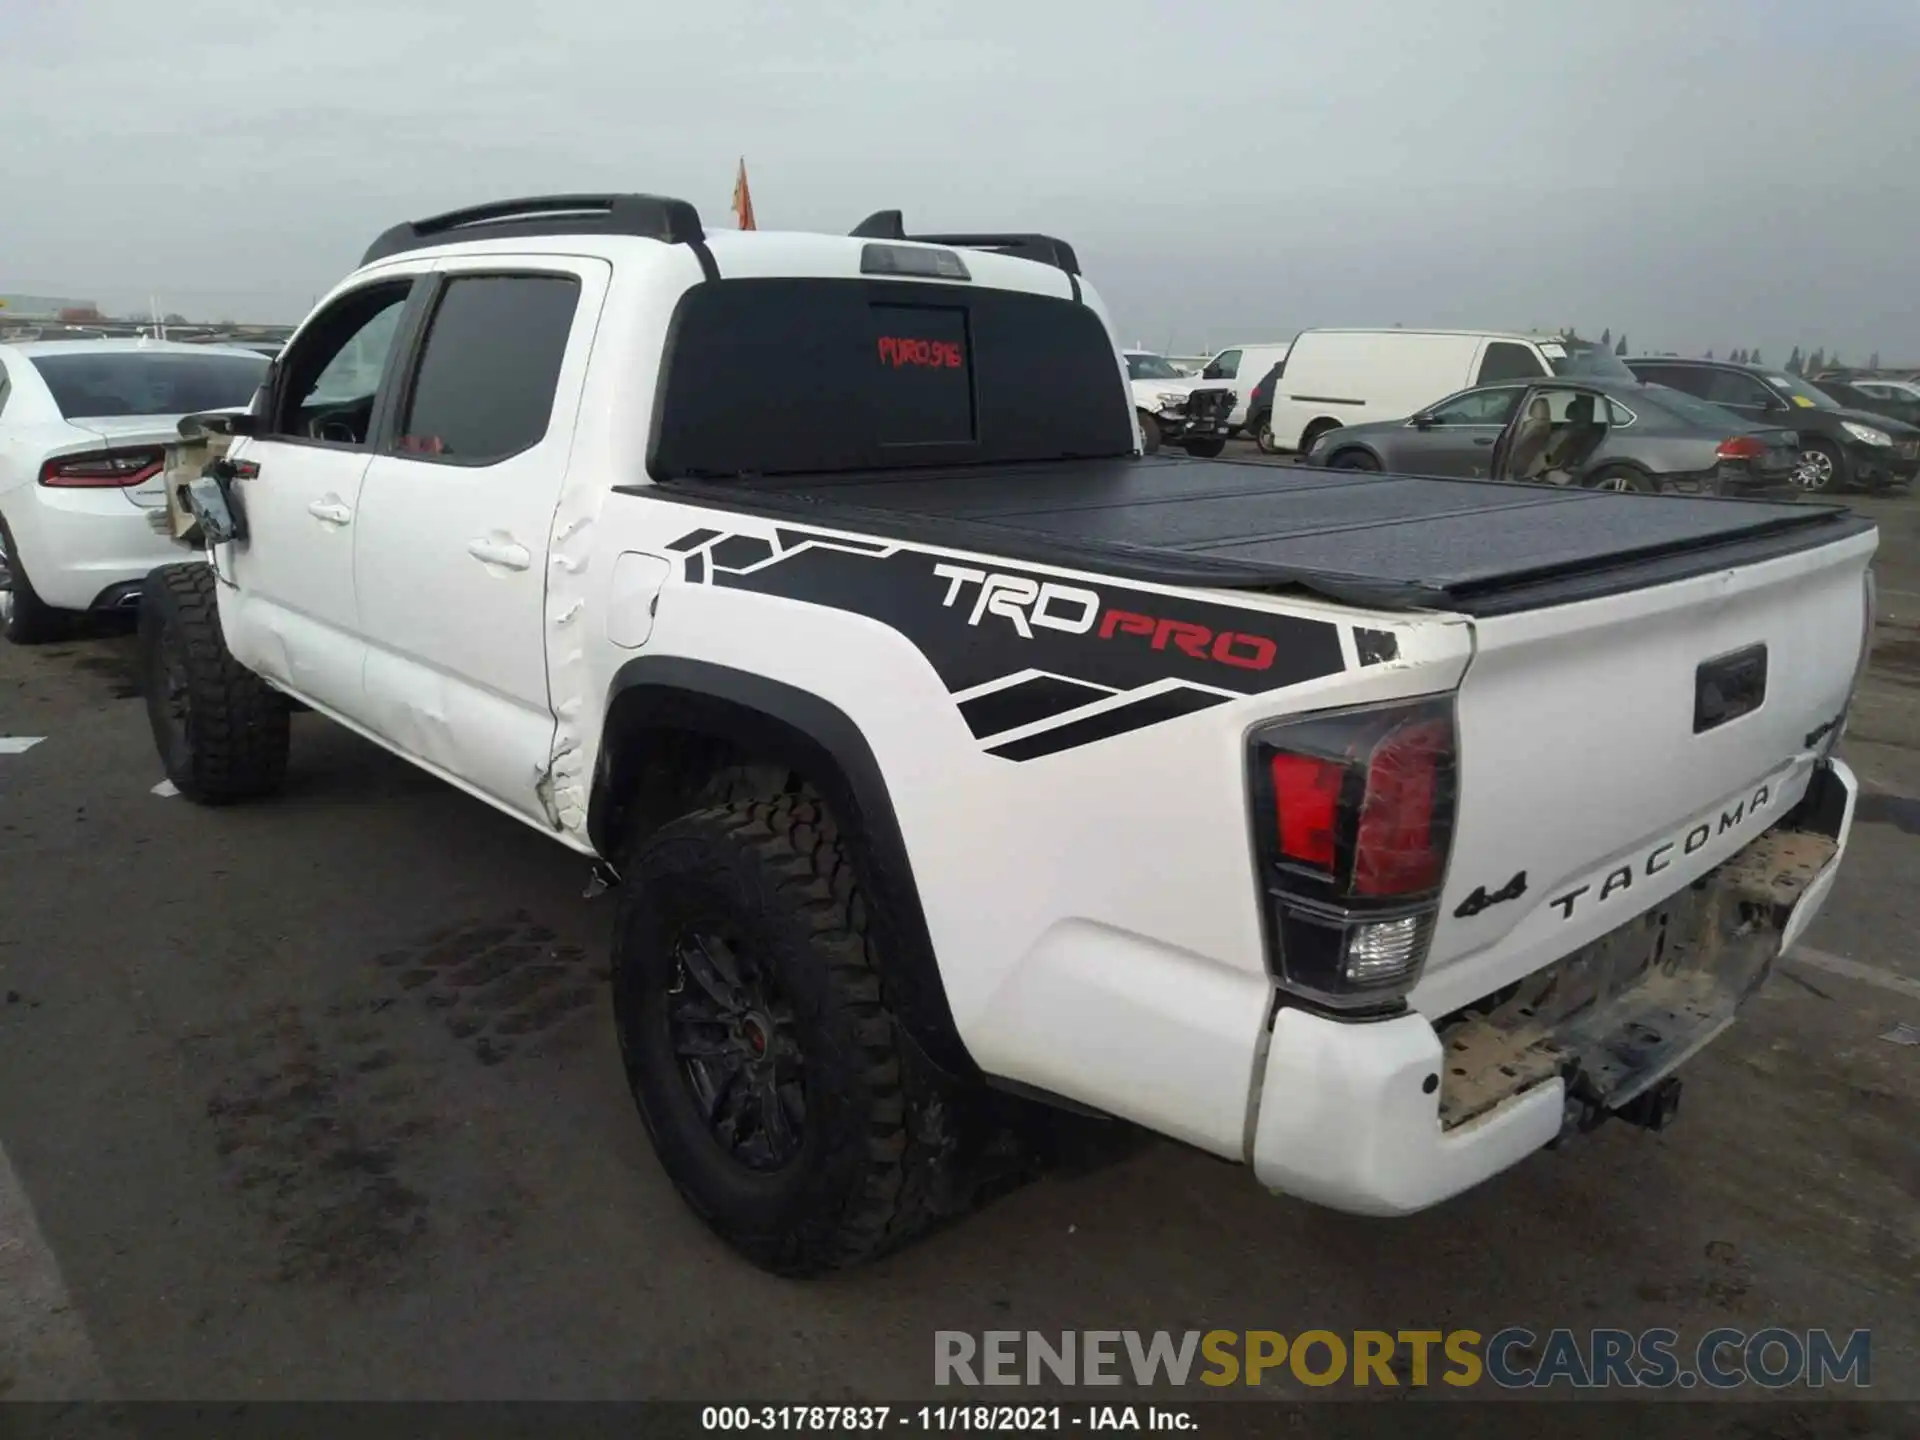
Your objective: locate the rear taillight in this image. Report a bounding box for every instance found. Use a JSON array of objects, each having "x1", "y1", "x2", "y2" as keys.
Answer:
[
  {"x1": 39, "y1": 448, "x2": 165, "y2": 488},
  {"x1": 1249, "y1": 696, "x2": 1458, "y2": 1012},
  {"x1": 1715, "y1": 436, "x2": 1767, "y2": 462}
]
